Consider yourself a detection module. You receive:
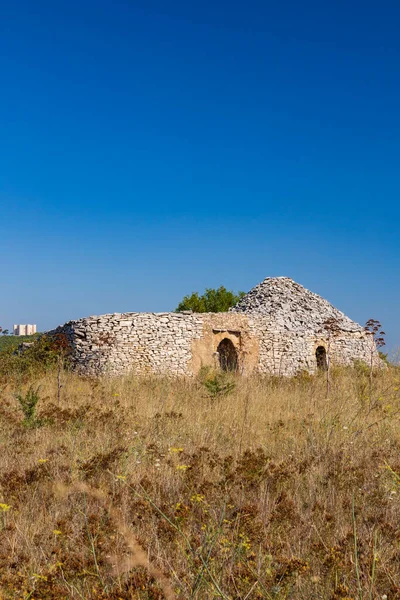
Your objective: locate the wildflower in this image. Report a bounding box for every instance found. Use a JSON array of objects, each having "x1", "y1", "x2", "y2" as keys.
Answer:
[
  {"x1": 116, "y1": 474, "x2": 126, "y2": 481},
  {"x1": 239, "y1": 533, "x2": 251, "y2": 551},
  {"x1": 190, "y1": 494, "x2": 205, "y2": 503},
  {"x1": 53, "y1": 530, "x2": 63, "y2": 535},
  {"x1": 0, "y1": 503, "x2": 11, "y2": 512},
  {"x1": 169, "y1": 447, "x2": 184, "y2": 453},
  {"x1": 33, "y1": 574, "x2": 48, "y2": 581},
  {"x1": 176, "y1": 465, "x2": 190, "y2": 471},
  {"x1": 38, "y1": 458, "x2": 48, "y2": 463},
  {"x1": 112, "y1": 393, "x2": 120, "y2": 397},
  {"x1": 220, "y1": 537, "x2": 232, "y2": 547}
]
